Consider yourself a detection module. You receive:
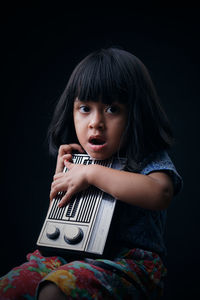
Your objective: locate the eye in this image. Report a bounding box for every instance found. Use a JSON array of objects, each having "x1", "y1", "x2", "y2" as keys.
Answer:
[
  {"x1": 79, "y1": 105, "x2": 90, "y2": 113},
  {"x1": 106, "y1": 105, "x2": 120, "y2": 114}
]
